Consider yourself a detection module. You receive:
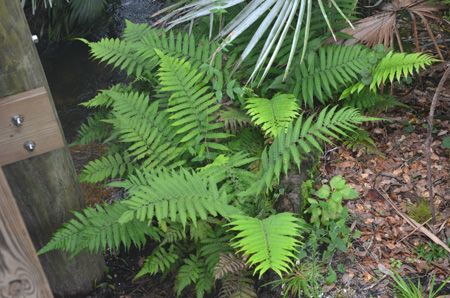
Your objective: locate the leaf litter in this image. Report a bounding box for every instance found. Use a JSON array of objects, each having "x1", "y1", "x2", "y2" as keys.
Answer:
[{"x1": 320, "y1": 77, "x2": 450, "y2": 297}]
